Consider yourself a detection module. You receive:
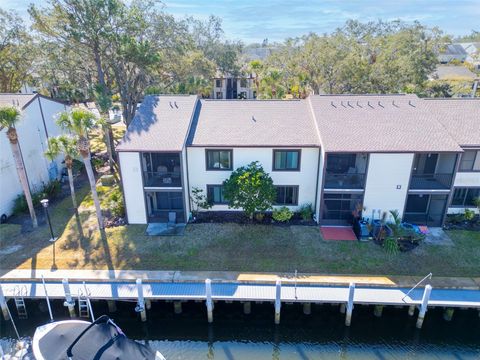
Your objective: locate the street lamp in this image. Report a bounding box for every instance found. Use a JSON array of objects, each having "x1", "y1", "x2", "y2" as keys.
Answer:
[{"x1": 41, "y1": 199, "x2": 57, "y2": 271}]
